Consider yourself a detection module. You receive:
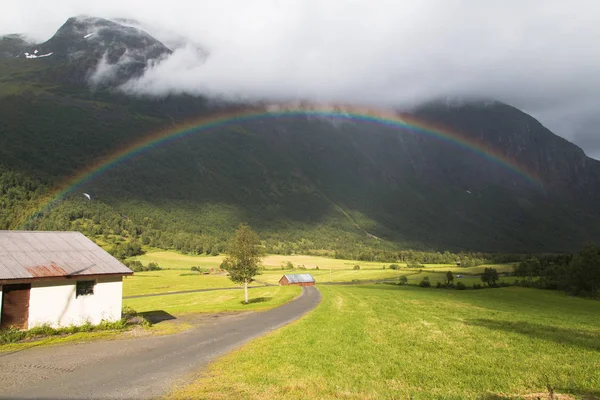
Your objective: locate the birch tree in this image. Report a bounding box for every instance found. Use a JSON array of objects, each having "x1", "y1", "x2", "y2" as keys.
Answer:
[{"x1": 223, "y1": 224, "x2": 263, "y2": 303}]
